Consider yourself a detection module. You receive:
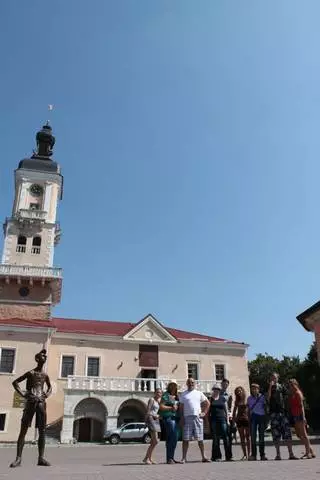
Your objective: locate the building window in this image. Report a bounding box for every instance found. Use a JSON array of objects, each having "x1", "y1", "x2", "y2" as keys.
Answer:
[
  {"x1": 215, "y1": 364, "x2": 226, "y2": 382},
  {"x1": 29, "y1": 203, "x2": 40, "y2": 210},
  {"x1": 0, "y1": 348, "x2": 15, "y2": 373},
  {"x1": 86, "y1": 357, "x2": 100, "y2": 377},
  {"x1": 16, "y1": 235, "x2": 27, "y2": 253},
  {"x1": 61, "y1": 356, "x2": 75, "y2": 378},
  {"x1": 31, "y1": 236, "x2": 41, "y2": 255},
  {"x1": 187, "y1": 363, "x2": 199, "y2": 380},
  {"x1": 0, "y1": 414, "x2": 7, "y2": 432}
]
